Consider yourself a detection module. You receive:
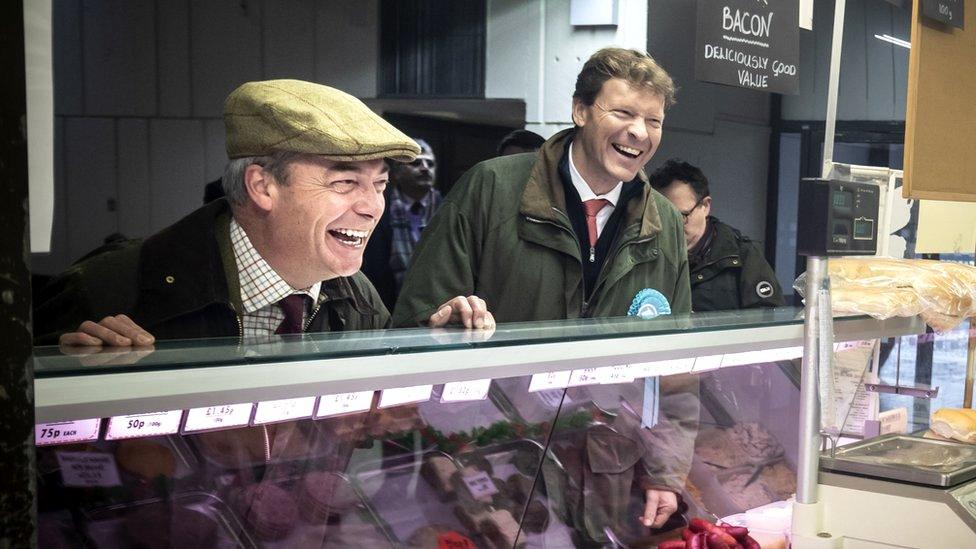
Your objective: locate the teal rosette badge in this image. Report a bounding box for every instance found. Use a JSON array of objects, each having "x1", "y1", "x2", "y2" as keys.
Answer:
[{"x1": 627, "y1": 288, "x2": 671, "y2": 319}]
